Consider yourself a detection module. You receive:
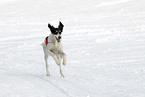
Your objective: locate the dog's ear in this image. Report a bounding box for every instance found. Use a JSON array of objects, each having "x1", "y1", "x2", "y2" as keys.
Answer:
[
  {"x1": 48, "y1": 23, "x2": 51, "y2": 29},
  {"x1": 58, "y1": 21, "x2": 64, "y2": 32},
  {"x1": 48, "y1": 23, "x2": 55, "y2": 33}
]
